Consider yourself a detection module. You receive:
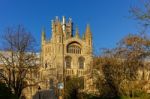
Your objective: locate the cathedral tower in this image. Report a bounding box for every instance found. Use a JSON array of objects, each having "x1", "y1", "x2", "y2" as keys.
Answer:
[{"x1": 40, "y1": 16, "x2": 93, "y2": 91}]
